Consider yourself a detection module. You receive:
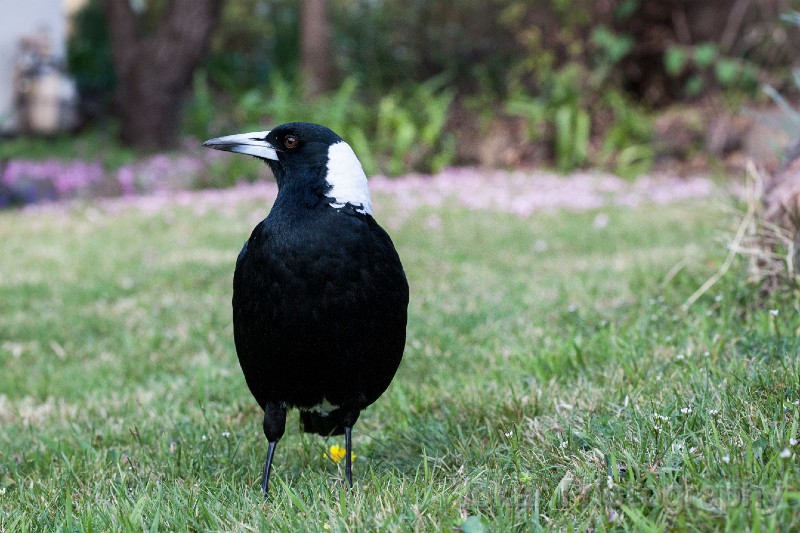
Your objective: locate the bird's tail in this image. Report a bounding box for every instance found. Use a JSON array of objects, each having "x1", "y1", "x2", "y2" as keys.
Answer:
[{"x1": 299, "y1": 411, "x2": 347, "y2": 436}]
